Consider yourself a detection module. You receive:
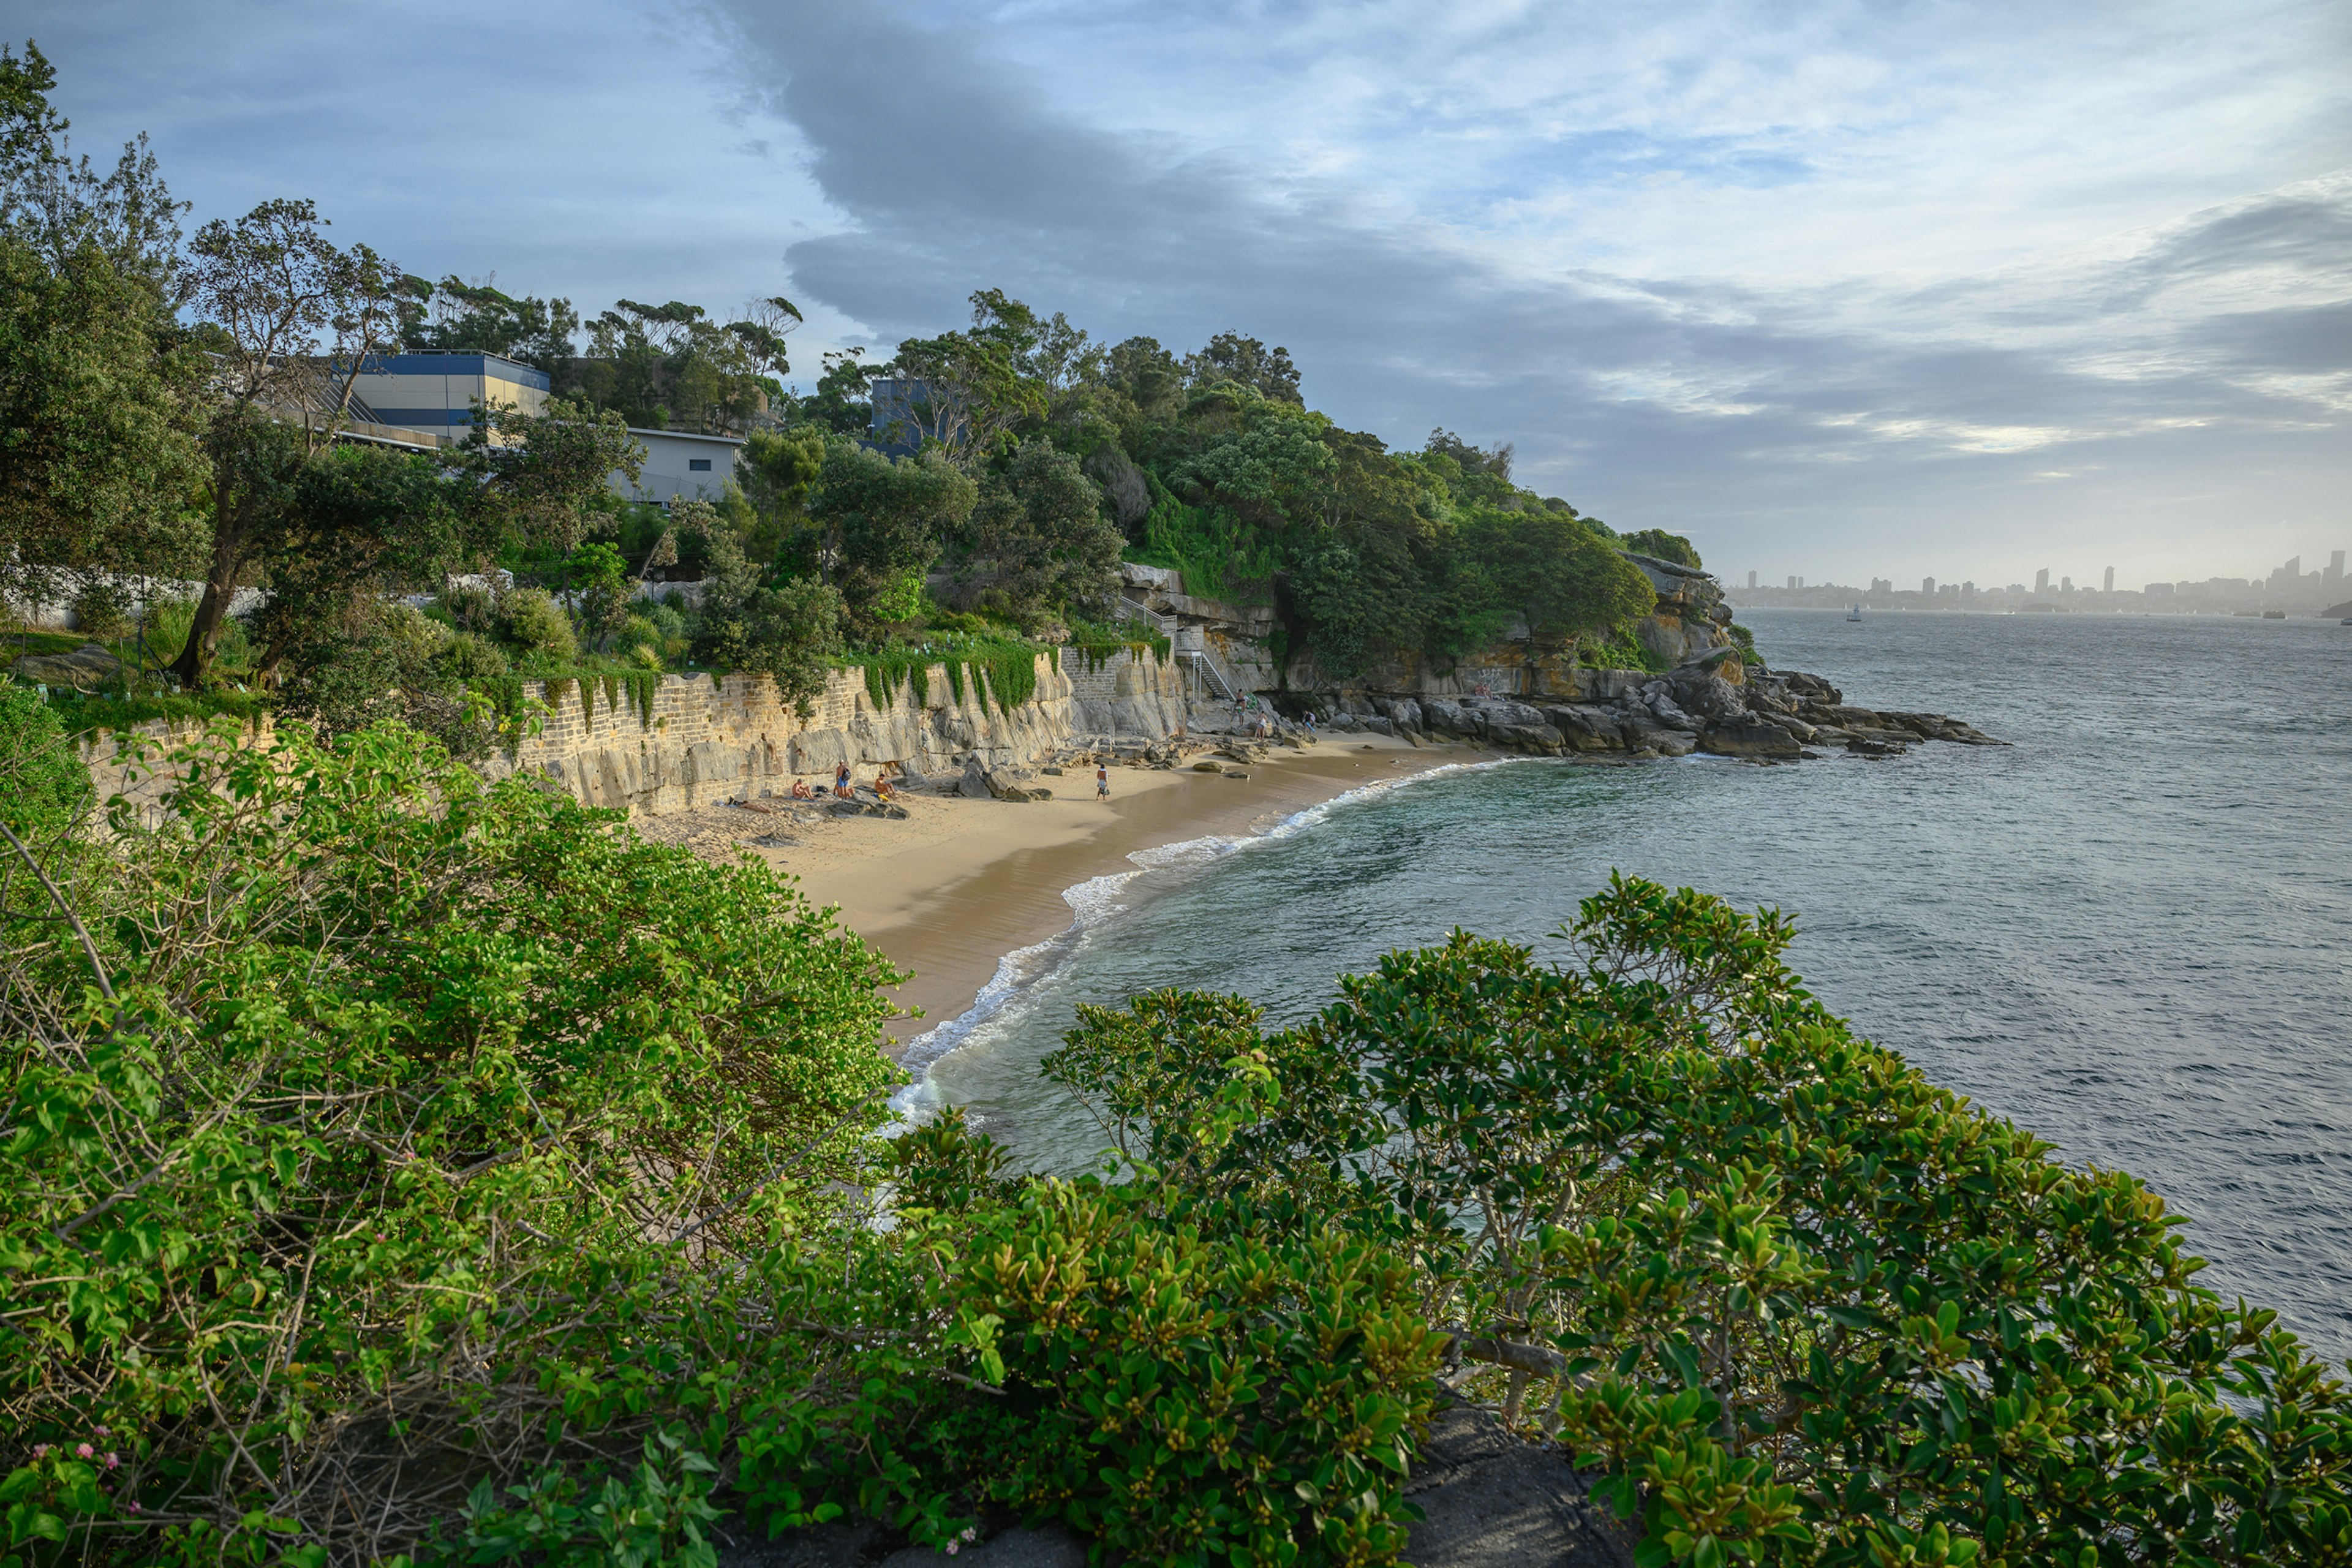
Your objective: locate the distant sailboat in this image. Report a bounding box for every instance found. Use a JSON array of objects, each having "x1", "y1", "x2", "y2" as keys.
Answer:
[{"x1": 1847, "y1": 603, "x2": 1863, "y2": 622}]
